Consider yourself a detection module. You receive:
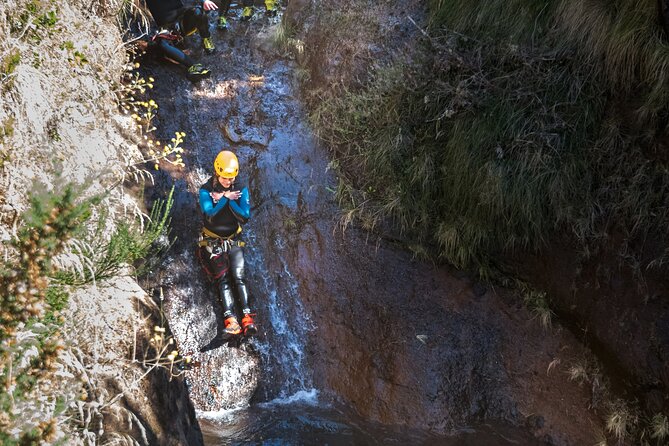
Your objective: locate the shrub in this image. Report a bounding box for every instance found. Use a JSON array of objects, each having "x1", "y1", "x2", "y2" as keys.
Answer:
[{"x1": 0, "y1": 184, "x2": 92, "y2": 443}]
